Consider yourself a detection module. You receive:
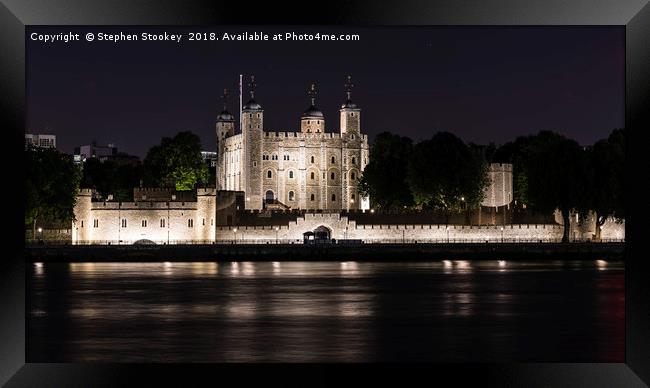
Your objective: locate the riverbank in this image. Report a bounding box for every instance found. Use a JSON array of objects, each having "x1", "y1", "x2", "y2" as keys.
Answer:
[{"x1": 25, "y1": 242, "x2": 625, "y2": 262}]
